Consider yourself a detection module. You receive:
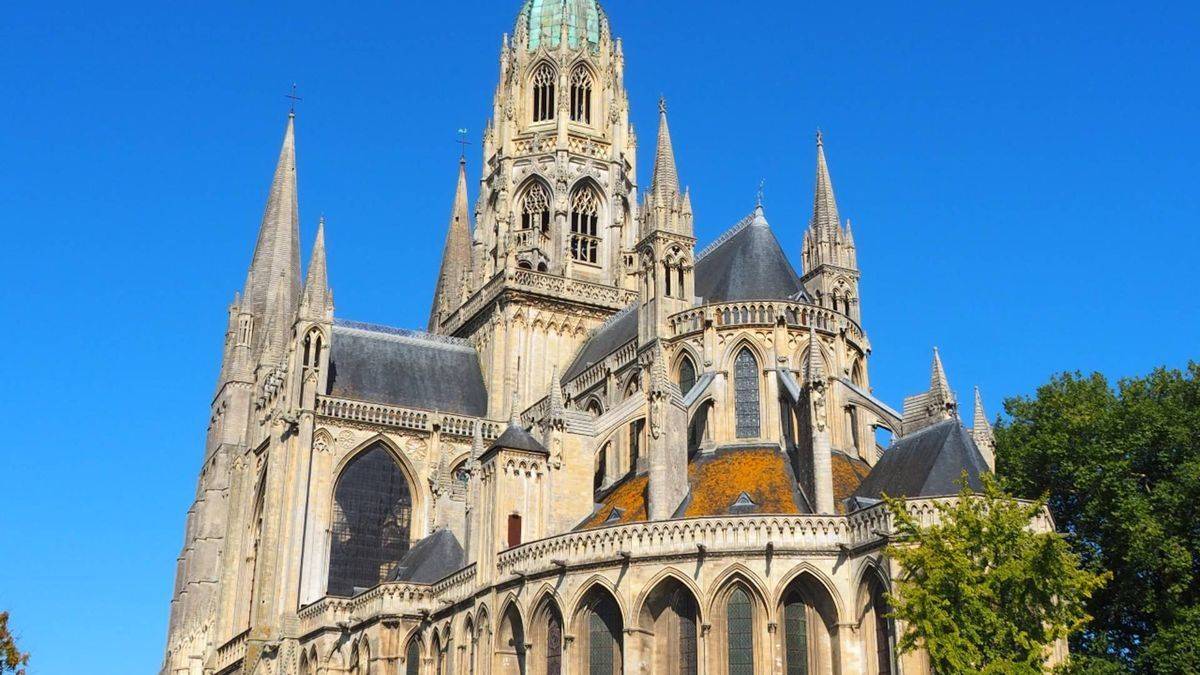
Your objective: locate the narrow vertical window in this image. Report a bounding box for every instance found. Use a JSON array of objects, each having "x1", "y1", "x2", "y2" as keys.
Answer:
[
  {"x1": 726, "y1": 587, "x2": 755, "y2": 675},
  {"x1": 784, "y1": 593, "x2": 810, "y2": 675},
  {"x1": 570, "y1": 189, "x2": 601, "y2": 263},
  {"x1": 663, "y1": 262, "x2": 673, "y2": 297},
  {"x1": 406, "y1": 639, "x2": 421, "y2": 675},
  {"x1": 507, "y1": 513, "x2": 523, "y2": 548},
  {"x1": 522, "y1": 183, "x2": 551, "y2": 233},
  {"x1": 678, "y1": 357, "x2": 696, "y2": 397},
  {"x1": 587, "y1": 595, "x2": 621, "y2": 675},
  {"x1": 546, "y1": 610, "x2": 564, "y2": 675},
  {"x1": 734, "y1": 348, "x2": 761, "y2": 438},
  {"x1": 594, "y1": 444, "x2": 608, "y2": 492},
  {"x1": 672, "y1": 589, "x2": 698, "y2": 675},
  {"x1": 570, "y1": 66, "x2": 593, "y2": 124},
  {"x1": 533, "y1": 64, "x2": 556, "y2": 123},
  {"x1": 872, "y1": 580, "x2": 895, "y2": 675}
]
